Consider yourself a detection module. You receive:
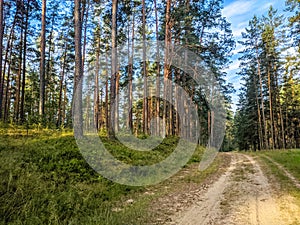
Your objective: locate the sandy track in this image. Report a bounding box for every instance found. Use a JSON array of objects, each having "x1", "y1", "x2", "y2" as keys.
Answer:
[{"x1": 169, "y1": 153, "x2": 300, "y2": 225}]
